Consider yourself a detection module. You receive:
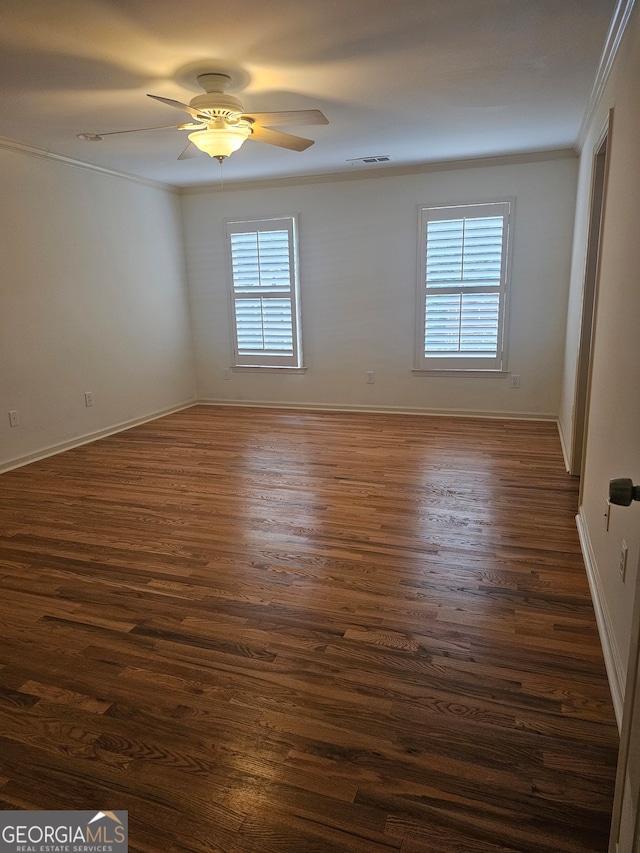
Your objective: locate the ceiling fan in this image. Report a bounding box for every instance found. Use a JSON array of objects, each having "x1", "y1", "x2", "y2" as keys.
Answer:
[{"x1": 78, "y1": 71, "x2": 328, "y2": 163}]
